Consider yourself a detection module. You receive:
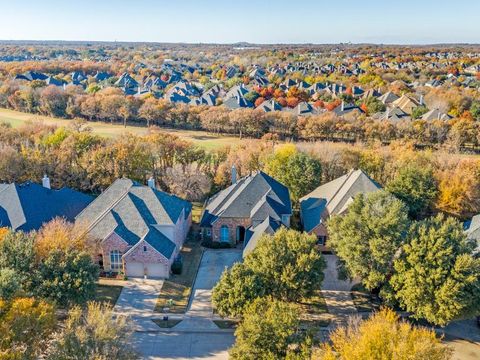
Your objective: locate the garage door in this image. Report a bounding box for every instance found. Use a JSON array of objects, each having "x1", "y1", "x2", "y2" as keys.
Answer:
[
  {"x1": 145, "y1": 263, "x2": 169, "y2": 278},
  {"x1": 126, "y1": 262, "x2": 144, "y2": 277}
]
